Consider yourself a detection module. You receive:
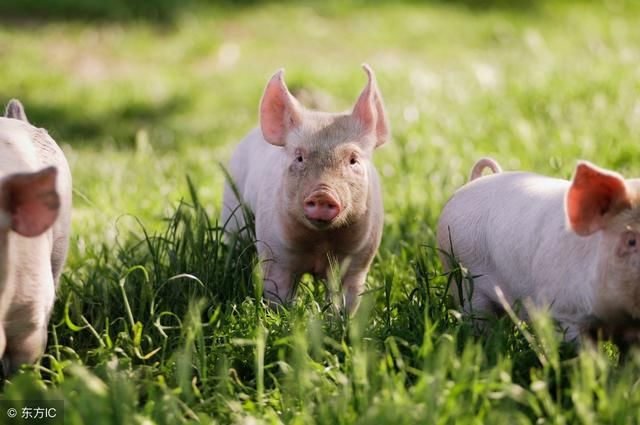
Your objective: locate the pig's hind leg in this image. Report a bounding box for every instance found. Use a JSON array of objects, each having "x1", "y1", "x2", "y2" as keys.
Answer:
[{"x1": 452, "y1": 273, "x2": 506, "y2": 330}]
